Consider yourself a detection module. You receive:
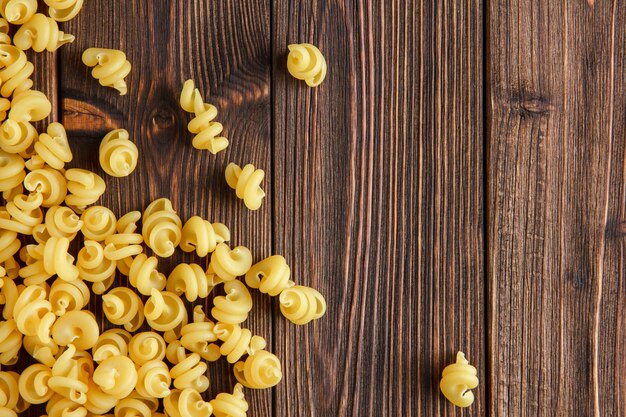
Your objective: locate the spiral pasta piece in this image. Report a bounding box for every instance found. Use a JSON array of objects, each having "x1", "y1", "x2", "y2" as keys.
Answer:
[
  {"x1": 102, "y1": 287, "x2": 144, "y2": 332},
  {"x1": 114, "y1": 396, "x2": 151, "y2": 417},
  {"x1": 209, "y1": 243, "x2": 252, "y2": 282},
  {"x1": 169, "y1": 352, "x2": 208, "y2": 392},
  {"x1": 144, "y1": 289, "x2": 186, "y2": 333},
  {"x1": 212, "y1": 323, "x2": 266, "y2": 364},
  {"x1": 92, "y1": 329, "x2": 131, "y2": 363},
  {"x1": 46, "y1": 394, "x2": 87, "y2": 417},
  {"x1": 128, "y1": 253, "x2": 166, "y2": 296},
  {"x1": 103, "y1": 211, "x2": 142, "y2": 270},
  {"x1": 84, "y1": 379, "x2": 118, "y2": 415},
  {"x1": 13, "y1": 284, "x2": 55, "y2": 340},
  {"x1": 128, "y1": 331, "x2": 166, "y2": 365},
  {"x1": 279, "y1": 285, "x2": 326, "y2": 325},
  {"x1": 439, "y1": 351, "x2": 479, "y2": 408},
  {"x1": 180, "y1": 216, "x2": 230, "y2": 257},
  {"x1": 45, "y1": 0, "x2": 83, "y2": 21},
  {"x1": 17, "y1": 243, "x2": 50, "y2": 285},
  {"x1": 93, "y1": 356, "x2": 137, "y2": 400},
  {"x1": 245, "y1": 255, "x2": 294, "y2": 296},
  {"x1": 80, "y1": 205, "x2": 116, "y2": 241},
  {"x1": 0, "y1": 319, "x2": 21, "y2": 365},
  {"x1": 211, "y1": 280, "x2": 253, "y2": 325},
  {"x1": 77, "y1": 241, "x2": 116, "y2": 294},
  {"x1": 65, "y1": 168, "x2": 106, "y2": 213},
  {"x1": 135, "y1": 360, "x2": 171, "y2": 398},
  {"x1": 23, "y1": 334, "x2": 58, "y2": 367},
  {"x1": 164, "y1": 388, "x2": 213, "y2": 417},
  {"x1": 0, "y1": 228, "x2": 19, "y2": 265},
  {"x1": 0, "y1": 192, "x2": 43, "y2": 234},
  {"x1": 142, "y1": 198, "x2": 182, "y2": 258},
  {"x1": 24, "y1": 167, "x2": 67, "y2": 207},
  {"x1": 44, "y1": 205, "x2": 83, "y2": 240},
  {"x1": 82, "y1": 48, "x2": 131, "y2": 95},
  {"x1": 0, "y1": 371, "x2": 21, "y2": 416},
  {"x1": 30, "y1": 122, "x2": 72, "y2": 170},
  {"x1": 233, "y1": 350, "x2": 282, "y2": 389},
  {"x1": 14, "y1": 13, "x2": 74, "y2": 52},
  {"x1": 99, "y1": 129, "x2": 138, "y2": 177},
  {"x1": 8, "y1": 89, "x2": 51, "y2": 122},
  {"x1": 0, "y1": 119, "x2": 36, "y2": 154},
  {"x1": 179, "y1": 306, "x2": 220, "y2": 362},
  {"x1": 18, "y1": 363, "x2": 53, "y2": 404},
  {"x1": 49, "y1": 277, "x2": 90, "y2": 315},
  {"x1": 287, "y1": 43, "x2": 327, "y2": 87},
  {"x1": 48, "y1": 344, "x2": 89, "y2": 404},
  {"x1": 0, "y1": 17, "x2": 9, "y2": 44},
  {"x1": 51, "y1": 310, "x2": 99, "y2": 350},
  {"x1": 167, "y1": 262, "x2": 222, "y2": 302},
  {"x1": 179, "y1": 79, "x2": 228, "y2": 154},
  {"x1": 0, "y1": 0, "x2": 37, "y2": 25},
  {"x1": 0, "y1": 44, "x2": 34, "y2": 98},
  {"x1": 224, "y1": 163, "x2": 265, "y2": 210},
  {"x1": 43, "y1": 236, "x2": 79, "y2": 281},
  {"x1": 209, "y1": 383, "x2": 248, "y2": 417},
  {"x1": 0, "y1": 150, "x2": 24, "y2": 193}
]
